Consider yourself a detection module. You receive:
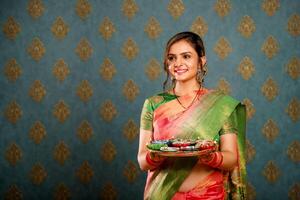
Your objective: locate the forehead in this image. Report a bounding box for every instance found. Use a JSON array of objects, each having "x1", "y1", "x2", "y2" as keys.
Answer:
[{"x1": 168, "y1": 40, "x2": 196, "y2": 54}]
